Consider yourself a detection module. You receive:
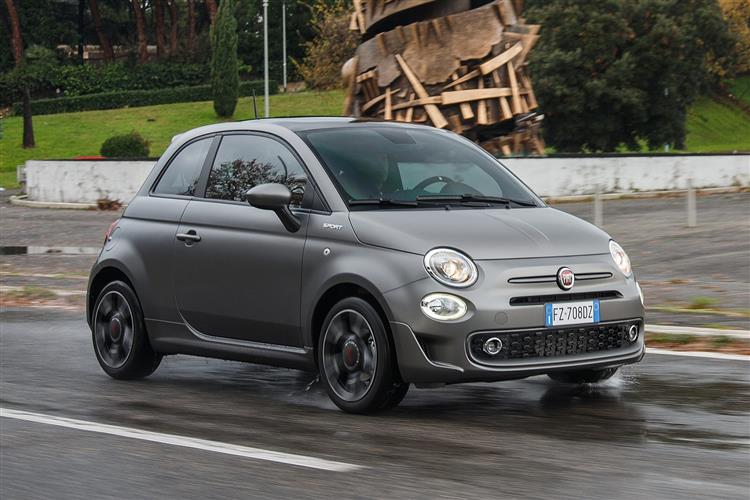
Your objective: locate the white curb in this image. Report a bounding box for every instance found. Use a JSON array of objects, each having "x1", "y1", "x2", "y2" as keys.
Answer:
[
  {"x1": 9, "y1": 194, "x2": 98, "y2": 210},
  {"x1": 646, "y1": 324, "x2": 750, "y2": 339},
  {"x1": 647, "y1": 348, "x2": 750, "y2": 361}
]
